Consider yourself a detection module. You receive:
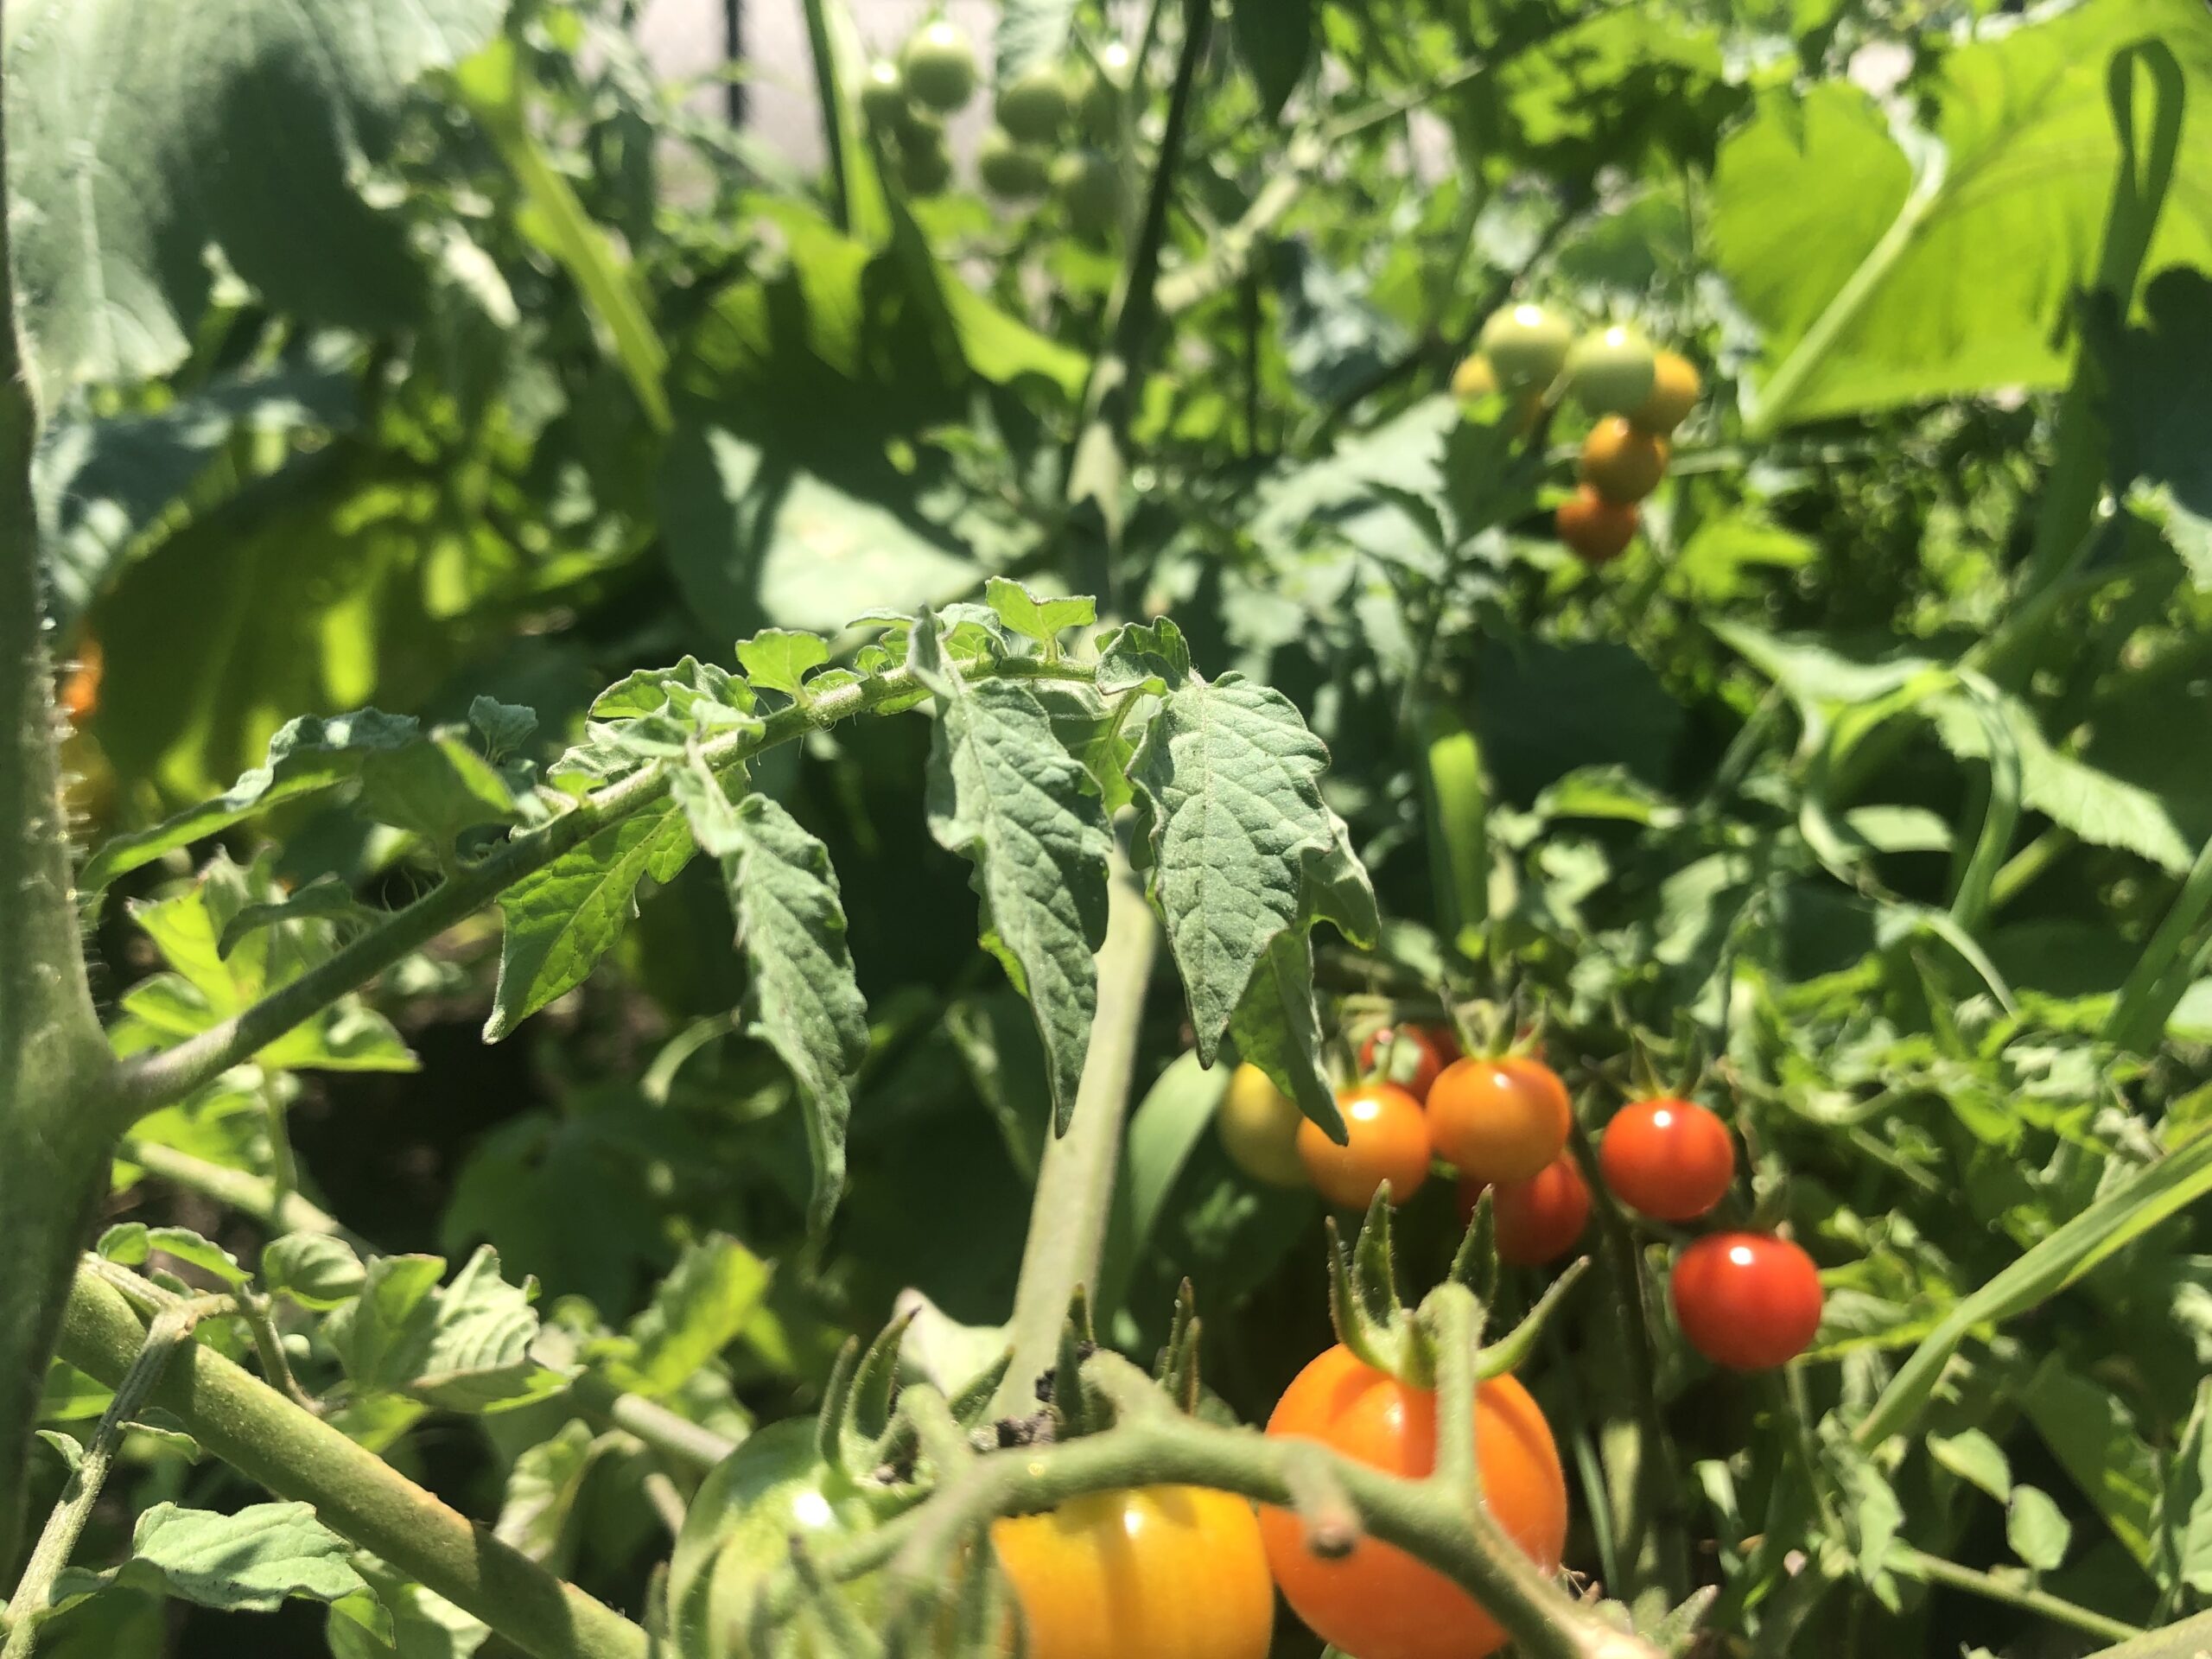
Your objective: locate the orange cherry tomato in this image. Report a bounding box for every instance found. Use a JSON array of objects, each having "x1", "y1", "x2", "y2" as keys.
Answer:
[
  {"x1": 1426, "y1": 1057, "x2": 1572, "y2": 1185},
  {"x1": 1670, "y1": 1232, "x2": 1823, "y2": 1371},
  {"x1": 1630, "y1": 350, "x2": 1700, "y2": 435},
  {"x1": 1554, "y1": 486, "x2": 1638, "y2": 564},
  {"x1": 1261, "y1": 1345, "x2": 1567, "y2": 1659},
  {"x1": 57, "y1": 635, "x2": 103, "y2": 727},
  {"x1": 993, "y1": 1485, "x2": 1274, "y2": 1659},
  {"x1": 1459, "y1": 1153, "x2": 1590, "y2": 1266},
  {"x1": 1598, "y1": 1098, "x2": 1735, "y2": 1222},
  {"x1": 1358, "y1": 1024, "x2": 1451, "y2": 1102},
  {"x1": 1296, "y1": 1084, "x2": 1431, "y2": 1209},
  {"x1": 1577, "y1": 416, "x2": 1669, "y2": 504}
]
